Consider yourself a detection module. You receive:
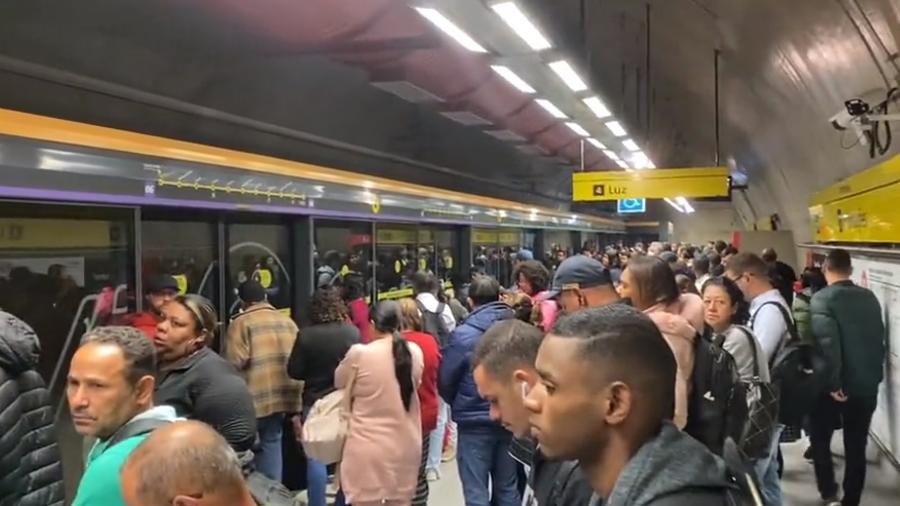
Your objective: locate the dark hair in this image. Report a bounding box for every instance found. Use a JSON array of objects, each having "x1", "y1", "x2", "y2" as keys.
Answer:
[
  {"x1": 825, "y1": 249, "x2": 852, "y2": 275},
  {"x1": 624, "y1": 256, "x2": 680, "y2": 310},
  {"x1": 701, "y1": 276, "x2": 749, "y2": 325},
  {"x1": 81, "y1": 326, "x2": 157, "y2": 385},
  {"x1": 675, "y1": 274, "x2": 699, "y2": 295},
  {"x1": 710, "y1": 264, "x2": 725, "y2": 277},
  {"x1": 469, "y1": 276, "x2": 501, "y2": 307},
  {"x1": 801, "y1": 267, "x2": 827, "y2": 293},
  {"x1": 342, "y1": 273, "x2": 366, "y2": 301},
  {"x1": 309, "y1": 287, "x2": 347, "y2": 325},
  {"x1": 513, "y1": 260, "x2": 550, "y2": 295},
  {"x1": 761, "y1": 248, "x2": 778, "y2": 263},
  {"x1": 412, "y1": 272, "x2": 438, "y2": 296},
  {"x1": 174, "y1": 294, "x2": 219, "y2": 344},
  {"x1": 693, "y1": 255, "x2": 710, "y2": 275},
  {"x1": 550, "y1": 304, "x2": 676, "y2": 425},
  {"x1": 724, "y1": 245, "x2": 739, "y2": 256},
  {"x1": 371, "y1": 301, "x2": 415, "y2": 412},
  {"x1": 714, "y1": 240, "x2": 728, "y2": 254},
  {"x1": 708, "y1": 253, "x2": 722, "y2": 267},
  {"x1": 473, "y1": 320, "x2": 543, "y2": 378},
  {"x1": 726, "y1": 252, "x2": 769, "y2": 278}
]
